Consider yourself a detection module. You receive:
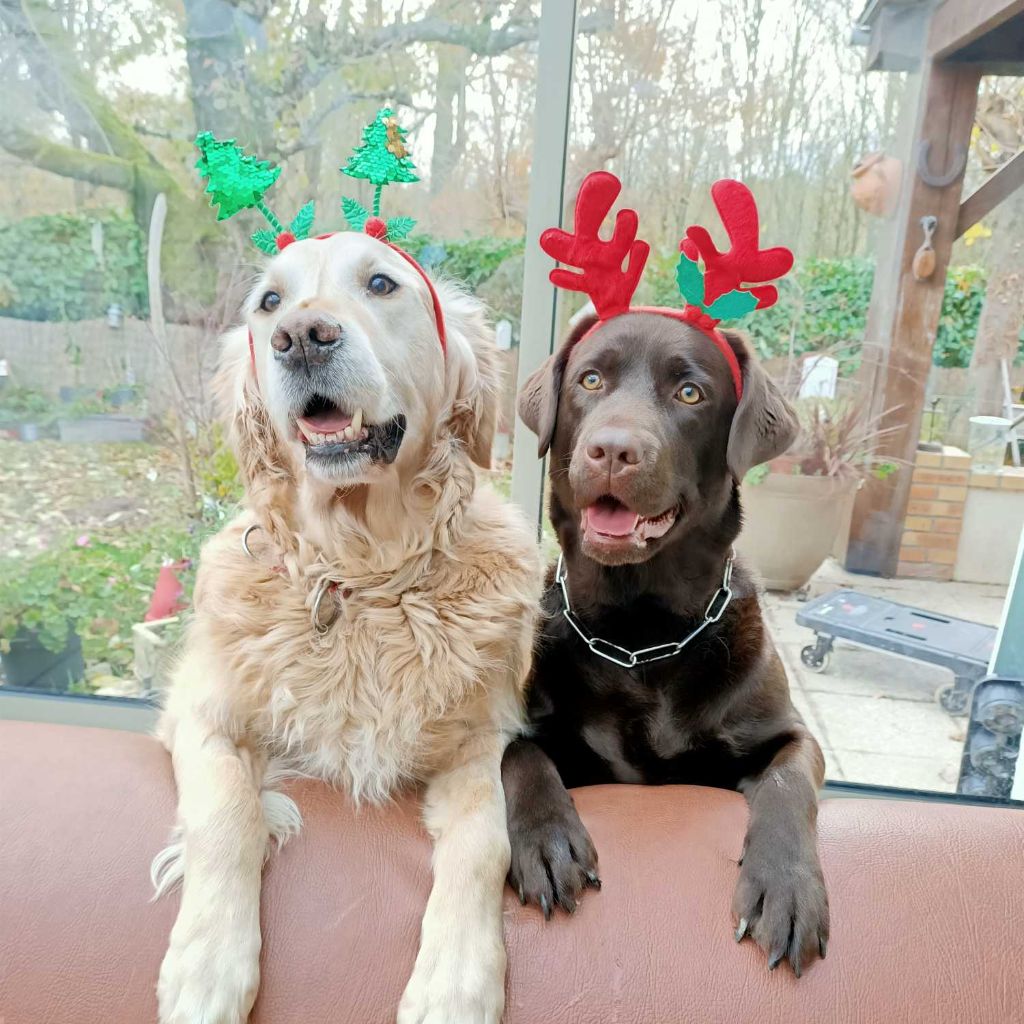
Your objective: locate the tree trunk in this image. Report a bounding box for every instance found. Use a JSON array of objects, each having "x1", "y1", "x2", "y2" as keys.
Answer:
[
  {"x1": 182, "y1": 0, "x2": 254, "y2": 142},
  {"x1": 431, "y1": 44, "x2": 469, "y2": 194},
  {"x1": 968, "y1": 185, "x2": 1024, "y2": 415}
]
